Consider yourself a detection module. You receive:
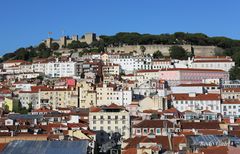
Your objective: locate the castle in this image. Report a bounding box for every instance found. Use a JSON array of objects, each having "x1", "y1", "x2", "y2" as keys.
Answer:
[{"x1": 44, "y1": 33, "x2": 100, "y2": 48}]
